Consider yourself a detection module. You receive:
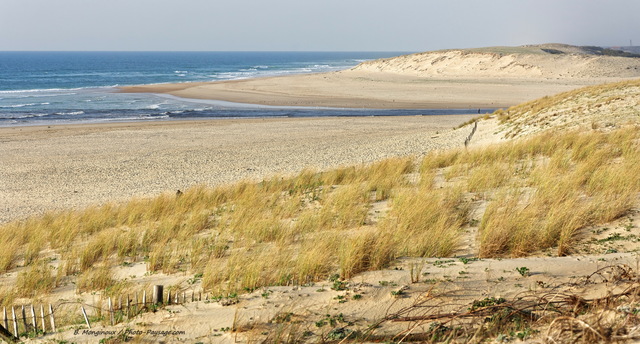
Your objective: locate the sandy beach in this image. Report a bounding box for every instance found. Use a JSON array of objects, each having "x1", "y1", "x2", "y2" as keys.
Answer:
[
  {"x1": 0, "y1": 115, "x2": 478, "y2": 224},
  {"x1": 120, "y1": 71, "x2": 615, "y2": 109}
]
